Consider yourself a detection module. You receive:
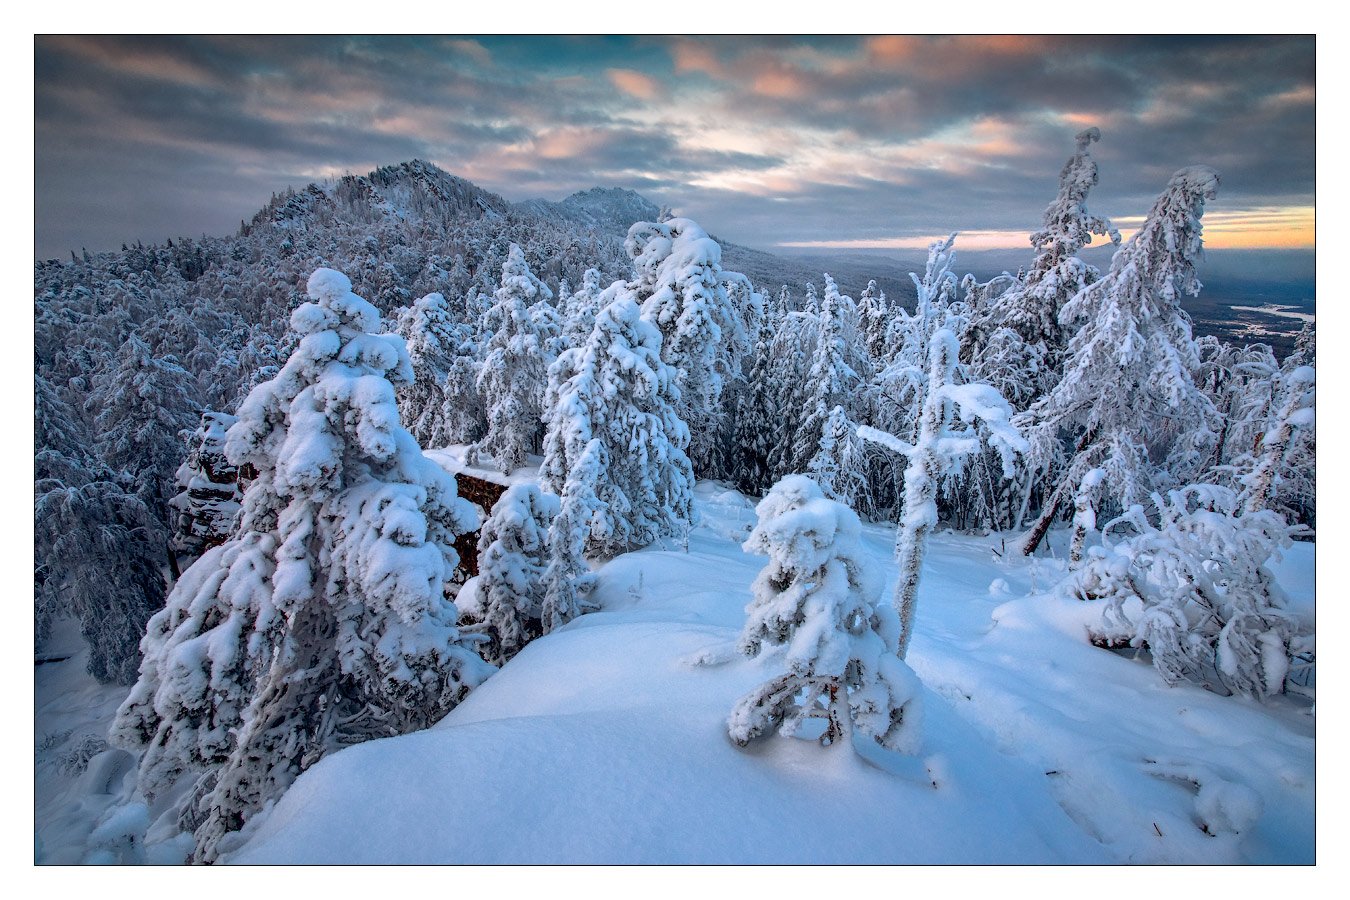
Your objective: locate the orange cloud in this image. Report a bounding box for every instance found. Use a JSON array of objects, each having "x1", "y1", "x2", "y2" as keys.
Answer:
[
  {"x1": 607, "y1": 68, "x2": 662, "y2": 100},
  {"x1": 751, "y1": 68, "x2": 809, "y2": 99},
  {"x1": 42, "y1": 36, "x2": 220, "y2": 89},
  {"x1": 670, "y1": 40, "x2": 726, "y2": 78}
]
